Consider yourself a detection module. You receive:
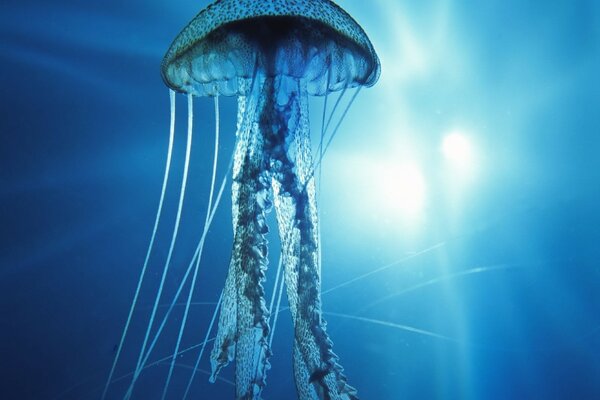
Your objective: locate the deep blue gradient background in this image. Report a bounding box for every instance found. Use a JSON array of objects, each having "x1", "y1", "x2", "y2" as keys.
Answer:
[{"x1": 1, "y1": 1, "x2": 599, "y2": 399}]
